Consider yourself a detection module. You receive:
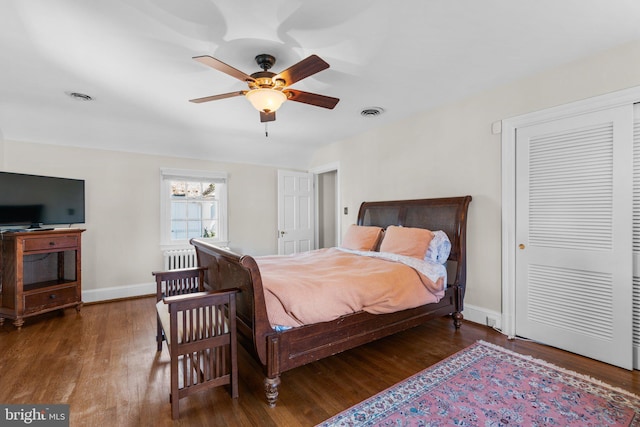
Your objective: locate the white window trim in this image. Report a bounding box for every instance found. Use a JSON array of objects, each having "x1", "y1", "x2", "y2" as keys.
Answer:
[{"x1": 160, "y1": 168, "x2": 228, "y2": 249}]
